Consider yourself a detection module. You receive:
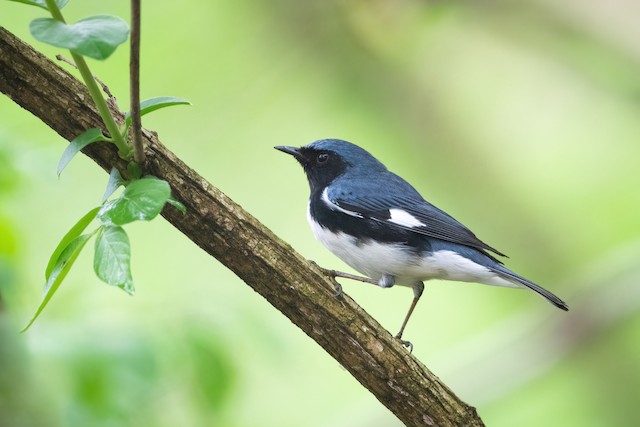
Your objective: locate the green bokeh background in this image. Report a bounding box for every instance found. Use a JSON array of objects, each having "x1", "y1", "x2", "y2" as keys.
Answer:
[{"x1": 1, "y1": 1, "x2": 639, "y2": 426}]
